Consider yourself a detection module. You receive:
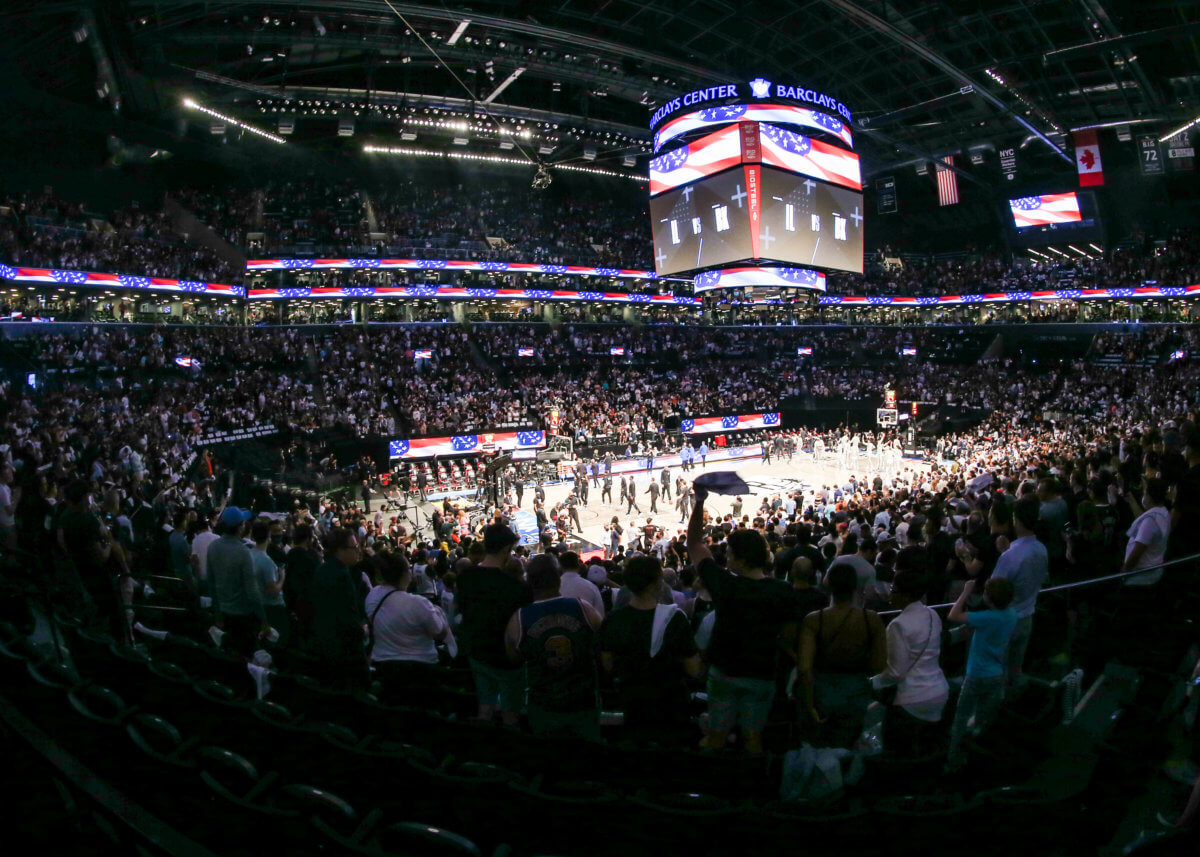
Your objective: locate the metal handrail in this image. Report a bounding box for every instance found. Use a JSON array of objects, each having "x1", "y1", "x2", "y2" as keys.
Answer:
[{"x1": 876, "y1": 550, "x2": 1200, "y2": 618}]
